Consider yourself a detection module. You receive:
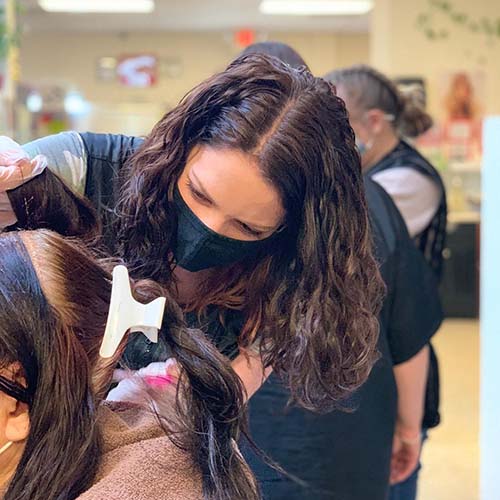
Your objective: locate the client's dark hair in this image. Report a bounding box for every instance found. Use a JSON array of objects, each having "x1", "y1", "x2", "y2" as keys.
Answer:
[
  {"x1": 0, "y1": 230, "x2": 258, "y2": 500},
  {"x1": 6, "y1": 169, "x2": 99, "y2": 241},
  {"x1": 0, "y1": 232, "x2": 101, "y2": 500}
]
